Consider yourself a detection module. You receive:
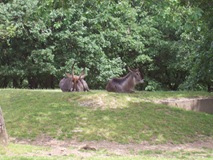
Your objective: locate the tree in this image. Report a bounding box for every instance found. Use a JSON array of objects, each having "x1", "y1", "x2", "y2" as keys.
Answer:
[
  {"x1": 0, "y1": 0, "x2": 212, "y2": 91},
  {"x1": 179, "y1": 0, "x2": 213, "y2": 91},
  {"x1": 0, "y1": 107, "x2": 8, "y2": 146}
]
